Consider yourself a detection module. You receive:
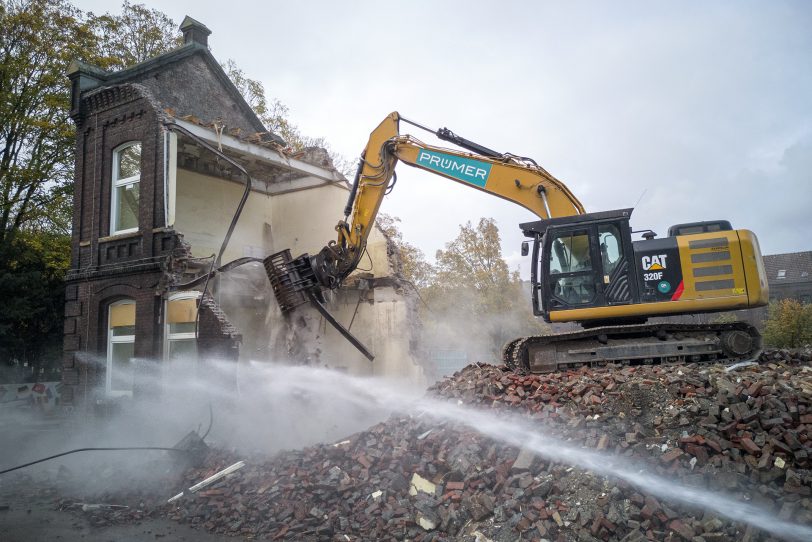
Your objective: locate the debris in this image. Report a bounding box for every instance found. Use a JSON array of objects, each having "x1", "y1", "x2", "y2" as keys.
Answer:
[
  {"x1": 408, "y1": 472, "x2": 436, "y2": 496},
  {"x1": 49, "y1": 349, "x2": 812, "y2": 540},
  {"x1": 76, "y1": 503, "x2": 129, "y2": 512},
  {"x1": 725, "y1": 360, "x2": 758, "y2": 372},
  {"x1": 171, "y1": 430, "x2": 209, "y2": 468},
  {"x1": 167, "y1": 460, "x2": 245, "y2": 503},
  {"x1": 417, "y1": 511, "x2": 438, "y2": 530},
  {"x1": 511, "y1": 447, "x2": 535, "y2": 472}
]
